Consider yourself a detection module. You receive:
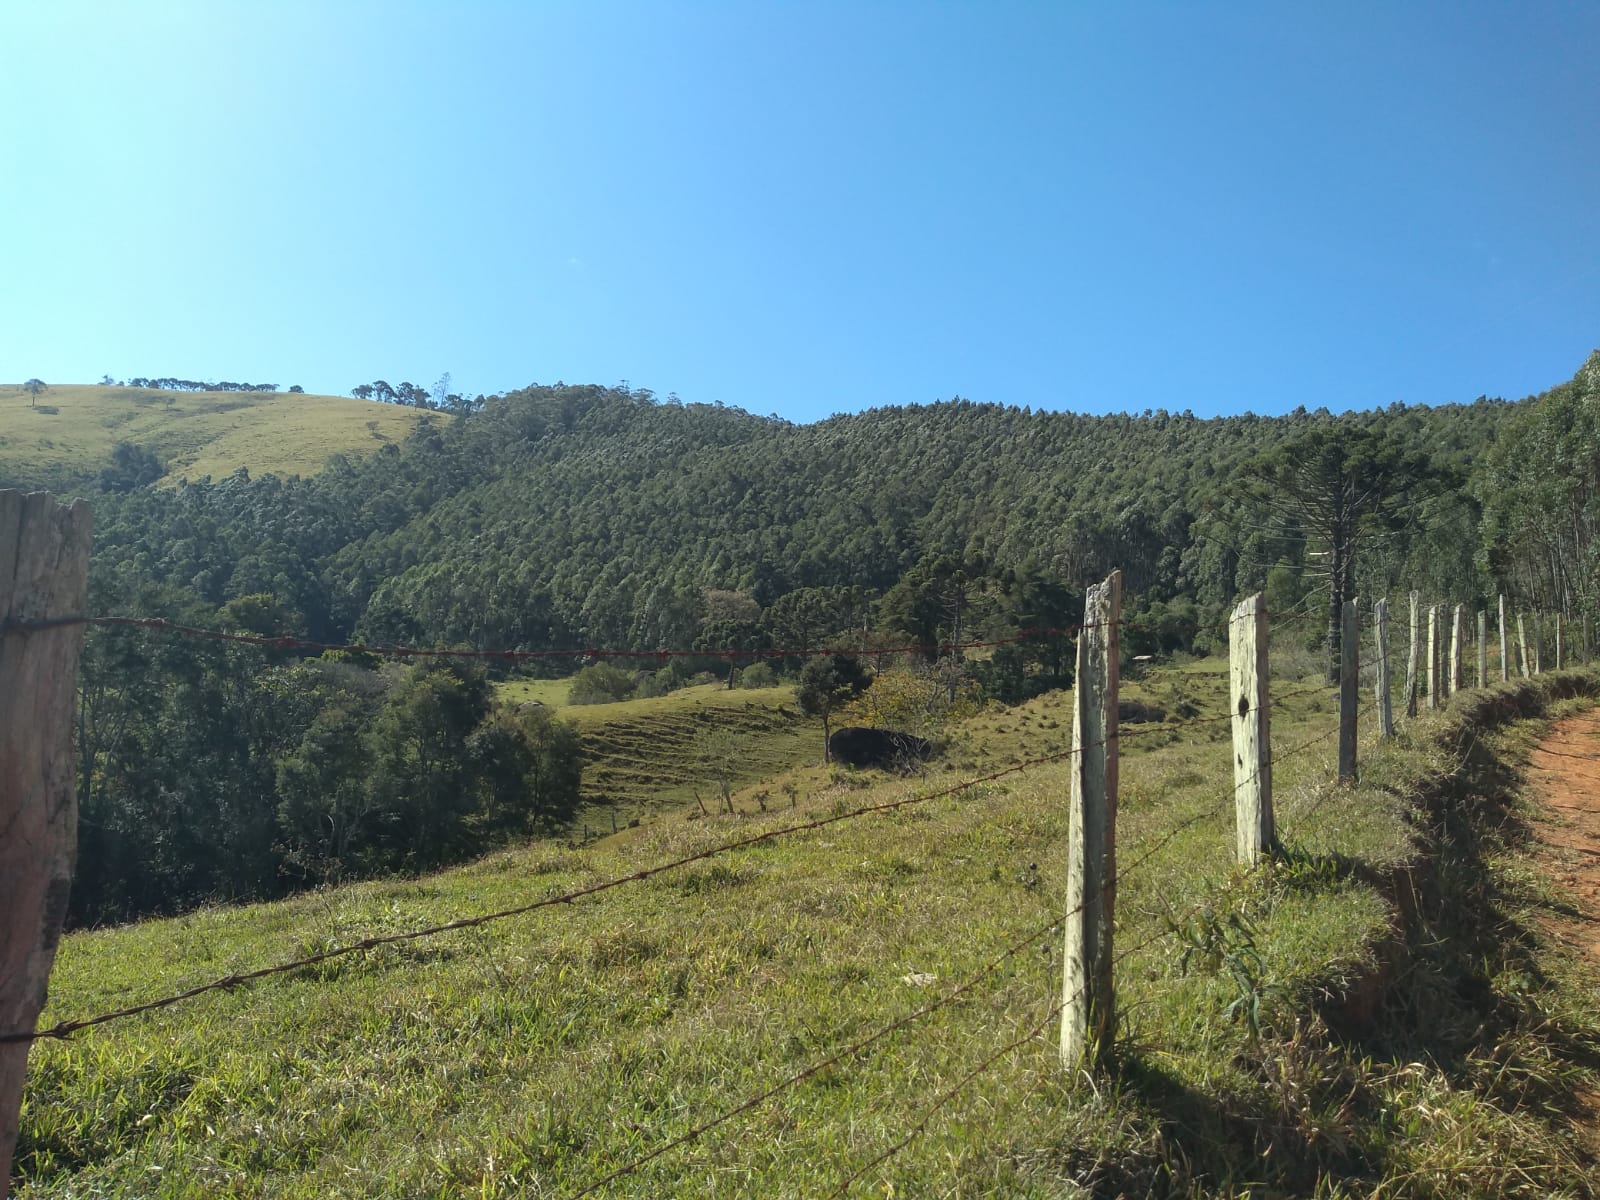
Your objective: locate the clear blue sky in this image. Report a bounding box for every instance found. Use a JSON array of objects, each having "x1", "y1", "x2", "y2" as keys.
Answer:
[{"x1": 4, "y1": 1, "x2": 1596, "y2": 421}]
